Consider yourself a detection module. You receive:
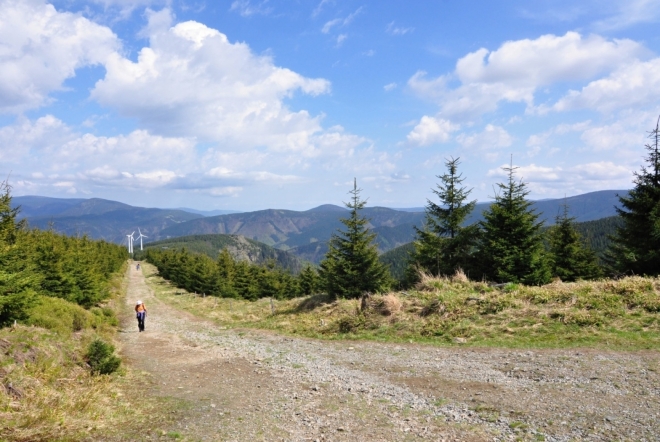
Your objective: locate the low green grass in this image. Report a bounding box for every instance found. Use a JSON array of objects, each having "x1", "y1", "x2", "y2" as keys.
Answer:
[{"x1": 144, "y1": 263, "x2": 660, "y2": 350}]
